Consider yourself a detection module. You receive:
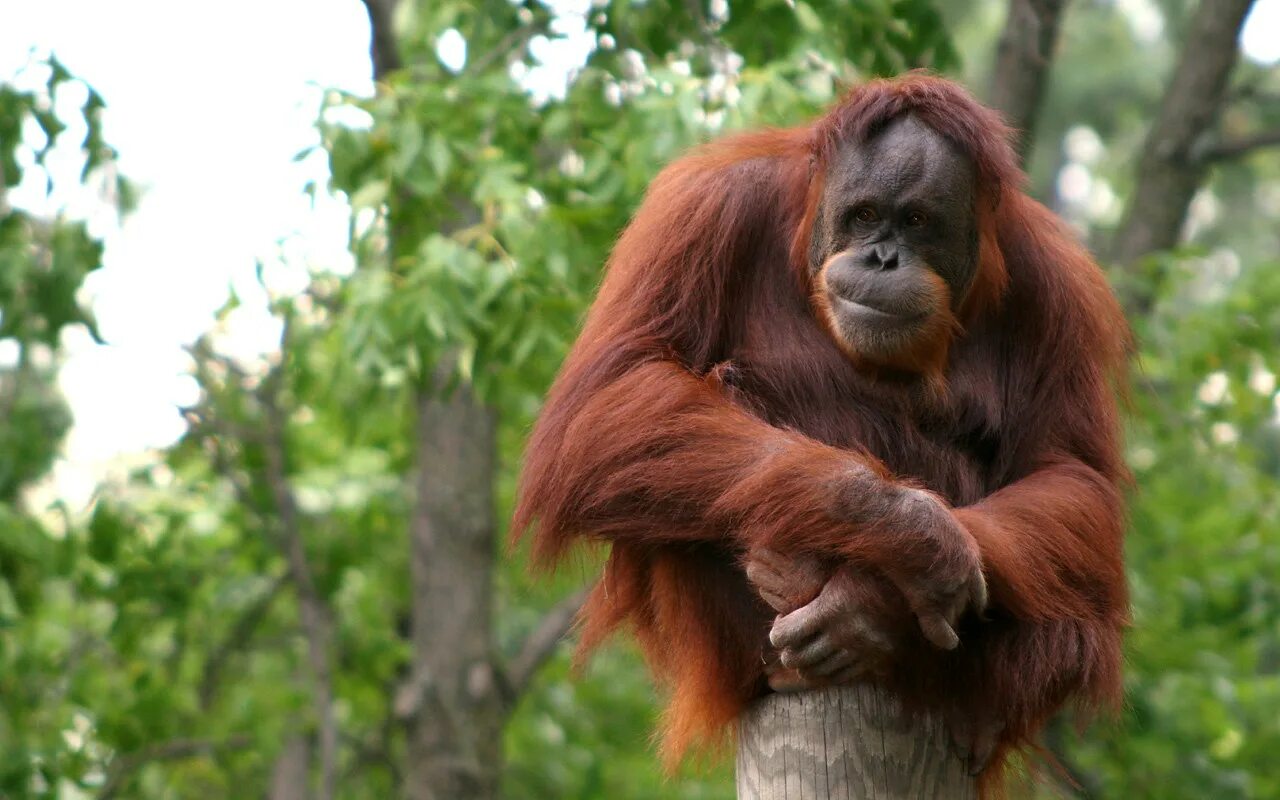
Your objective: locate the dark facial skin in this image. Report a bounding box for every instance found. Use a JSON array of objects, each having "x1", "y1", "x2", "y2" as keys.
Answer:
[{"x1": 808, "y1": 115, "x2": 979, "y2": 363}]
